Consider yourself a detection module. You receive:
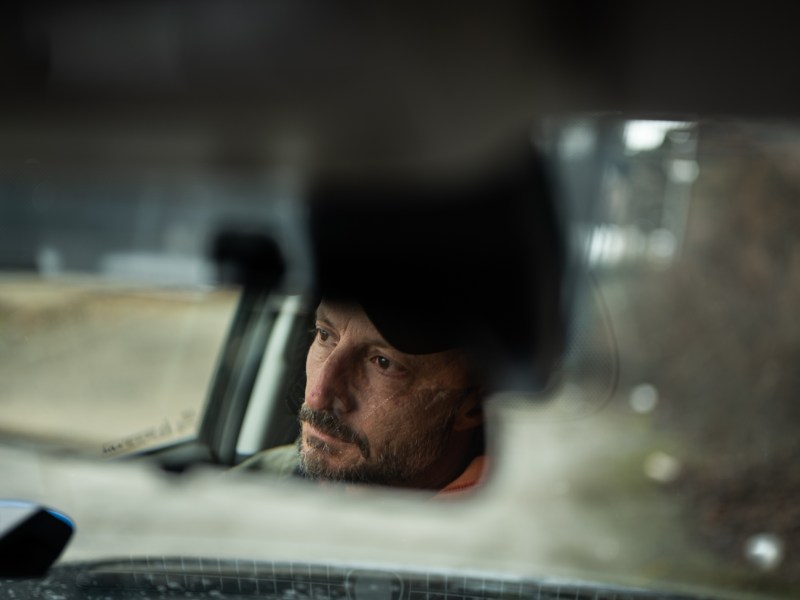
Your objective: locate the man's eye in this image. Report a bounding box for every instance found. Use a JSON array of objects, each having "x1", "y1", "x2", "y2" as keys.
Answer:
[
  {"x1": 315, "y1": 328, "x2": 330, "y2": 342},
  {"x1": 370, "y1": 355, "x2": 407, "y2": 375}
]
